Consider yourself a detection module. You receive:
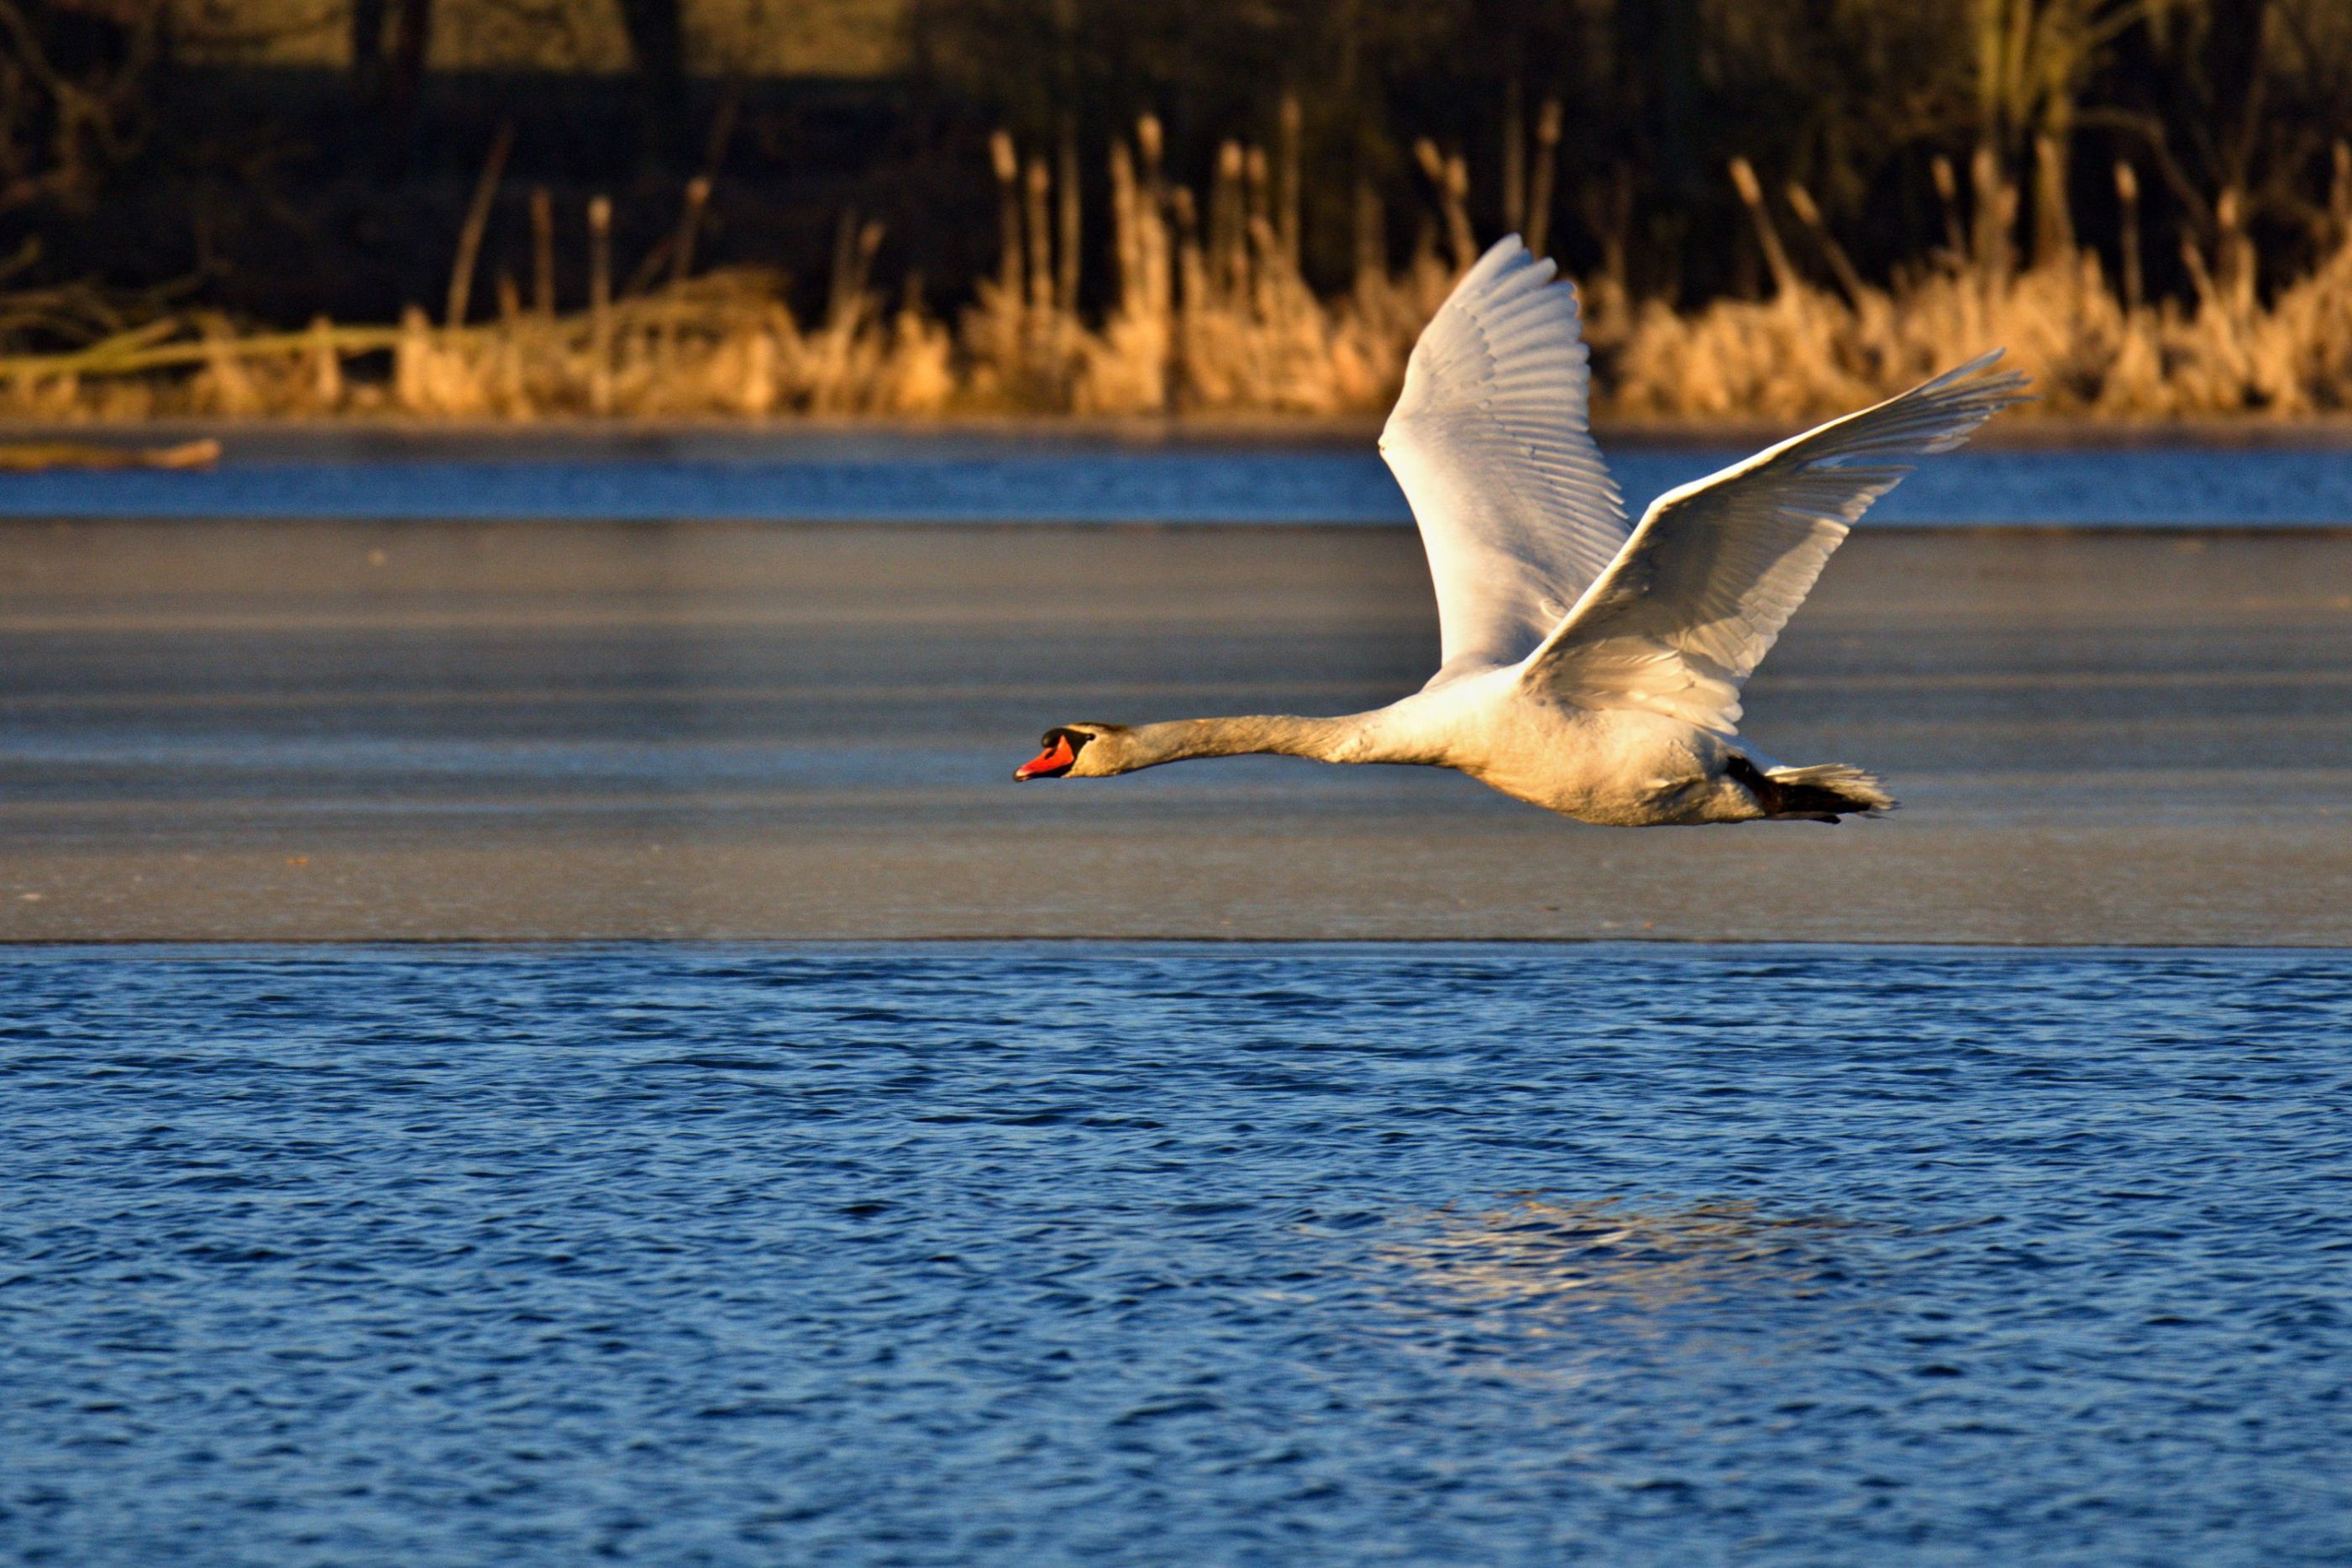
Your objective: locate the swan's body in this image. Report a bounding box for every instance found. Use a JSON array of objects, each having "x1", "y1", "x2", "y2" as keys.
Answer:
[{"x1": 1016, "y1": 236, "x2": 2028, "y2": 826}]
